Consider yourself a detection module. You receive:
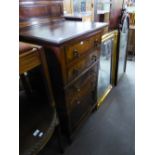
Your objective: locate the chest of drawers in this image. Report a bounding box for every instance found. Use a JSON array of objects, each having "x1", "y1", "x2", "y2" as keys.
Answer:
[{"x1": 20, "y1": 21, "x2": 108, "y2": 140}]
